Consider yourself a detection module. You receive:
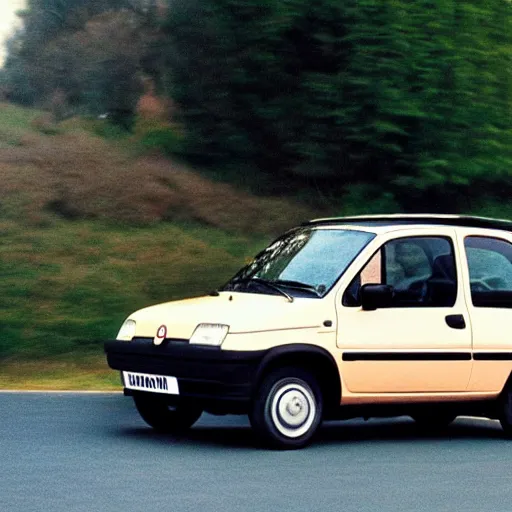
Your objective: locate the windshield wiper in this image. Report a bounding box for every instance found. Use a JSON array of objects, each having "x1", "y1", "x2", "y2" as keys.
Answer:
[
  {"x1": 271, "y1": 279, "x2": 322, "y2": 297},
  {"x1": 231, "y1": 277, "x2": 294, "y2": 302}
]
